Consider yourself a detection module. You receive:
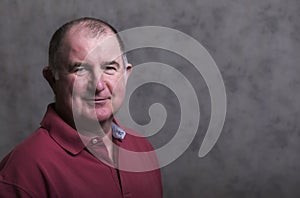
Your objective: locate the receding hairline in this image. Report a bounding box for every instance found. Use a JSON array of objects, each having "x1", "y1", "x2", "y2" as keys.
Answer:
[
  {"x1": 65, "y1": 20, "x2": 116, "y2": 40},
  {"x1": 48, "y1": 17, "x2": 124, "y2": 70}
]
